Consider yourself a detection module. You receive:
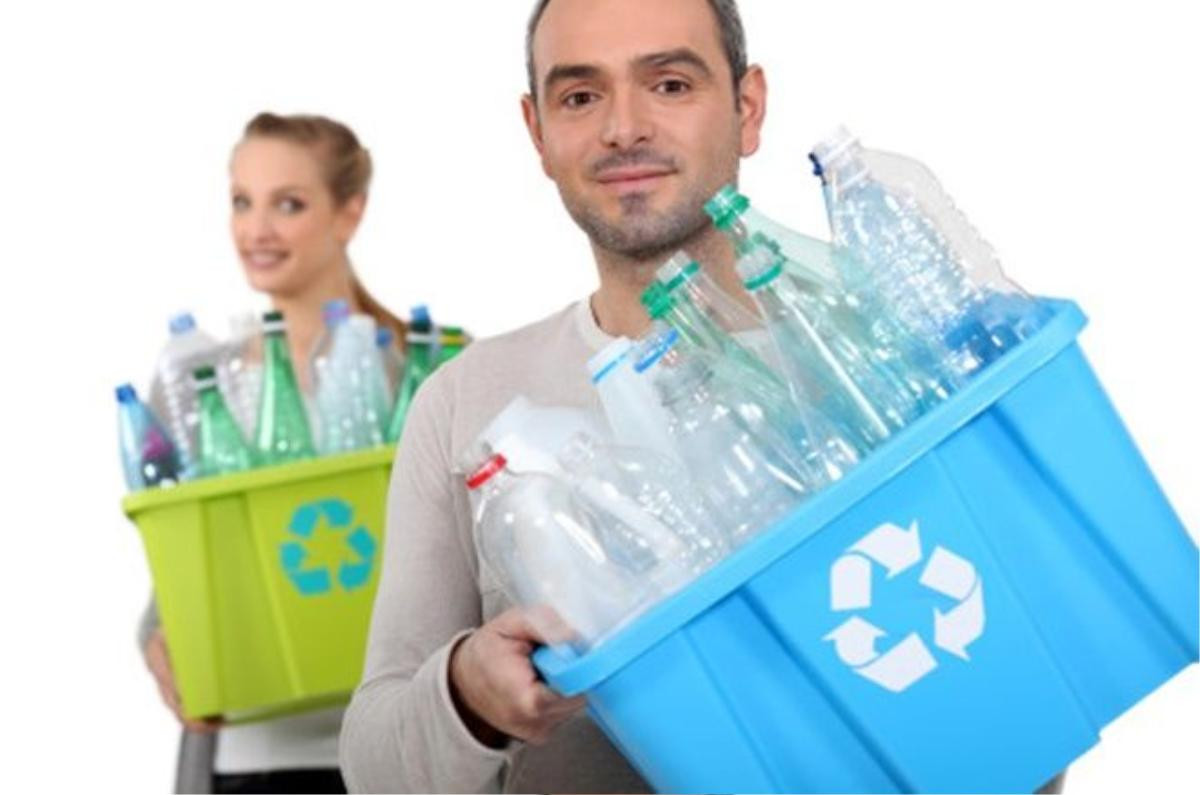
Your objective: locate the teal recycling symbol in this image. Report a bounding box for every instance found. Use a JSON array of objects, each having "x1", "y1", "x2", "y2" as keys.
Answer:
[{"x1": 279, "y1": 498, "x2": 376, "y2": 597}]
